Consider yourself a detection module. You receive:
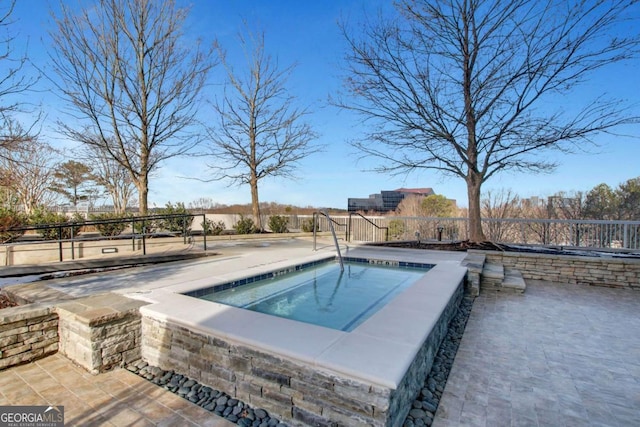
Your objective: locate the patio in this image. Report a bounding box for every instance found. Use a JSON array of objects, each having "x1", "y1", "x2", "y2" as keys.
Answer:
[{"x1": 434, "y1": 280, "x2": 640, "y2": 427}]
